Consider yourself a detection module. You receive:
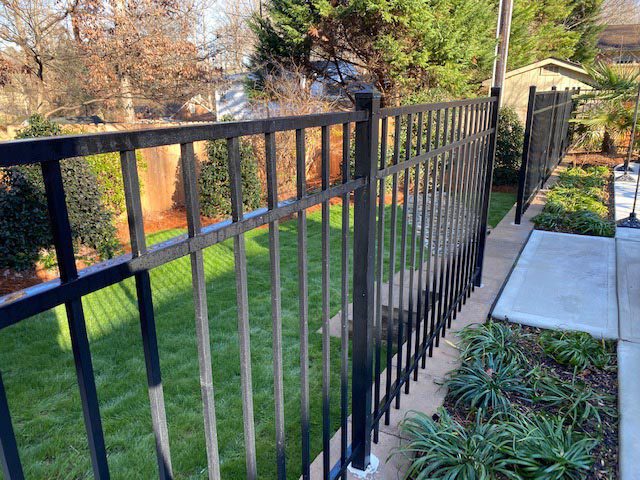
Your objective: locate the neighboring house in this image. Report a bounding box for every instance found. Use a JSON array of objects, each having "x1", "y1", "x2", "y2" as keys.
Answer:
[
  {"x1": 597, "y1": 24, "x2": 640, "y2": 66},
  {"x1": 171, "y1": 94, "x2": 217, "y2": 122},
  {"x1": 483, "y1": 58, "x2": 592, "y2": 123}
]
